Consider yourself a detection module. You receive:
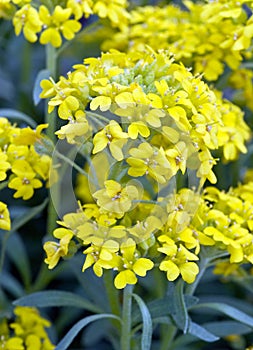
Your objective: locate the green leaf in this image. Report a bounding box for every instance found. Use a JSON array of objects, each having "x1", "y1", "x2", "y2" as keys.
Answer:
[
  {"x1": 188, "y1": 320, "x2": 219, "y2": 342},
  {"x1": 0, "y1": 272, "x2": 24, "y2": 298},
  {"x1": 191, "y1": 302, "x2": 253, "y2": 328},
  {"x1": 6, "y1": 233, "x2": 31, "y2": 288},
  {"x1": 198, "y1": 295, "x2": 253, "y2": 316},
  {"x1": 204, "y1": 321, "x2": 252, "y2": 337},
  {"x1": 132, "y1": 293, "x2": 152, "y2": 350},
  {"x1": 13, "y1": 290, "x2": 102, "y2": 313},
  {"x1": 55, "y1": 314, "x2": 121, "y2": 350},
  {"x1": 0, "y1": 108, "x2": 37, "y2": 128},
  {"x1": 132, "y1": 295, "x2": 197, "y2": 326},
  {"x1": 33, "y1": 69, "x2": 50, "y2": 105},
  {"x1": 11, "y1": 198, "x2": 49, "y2": 233},
  {"x1": 171, "y1": 279, "x2": 189, "y2": 333}
]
